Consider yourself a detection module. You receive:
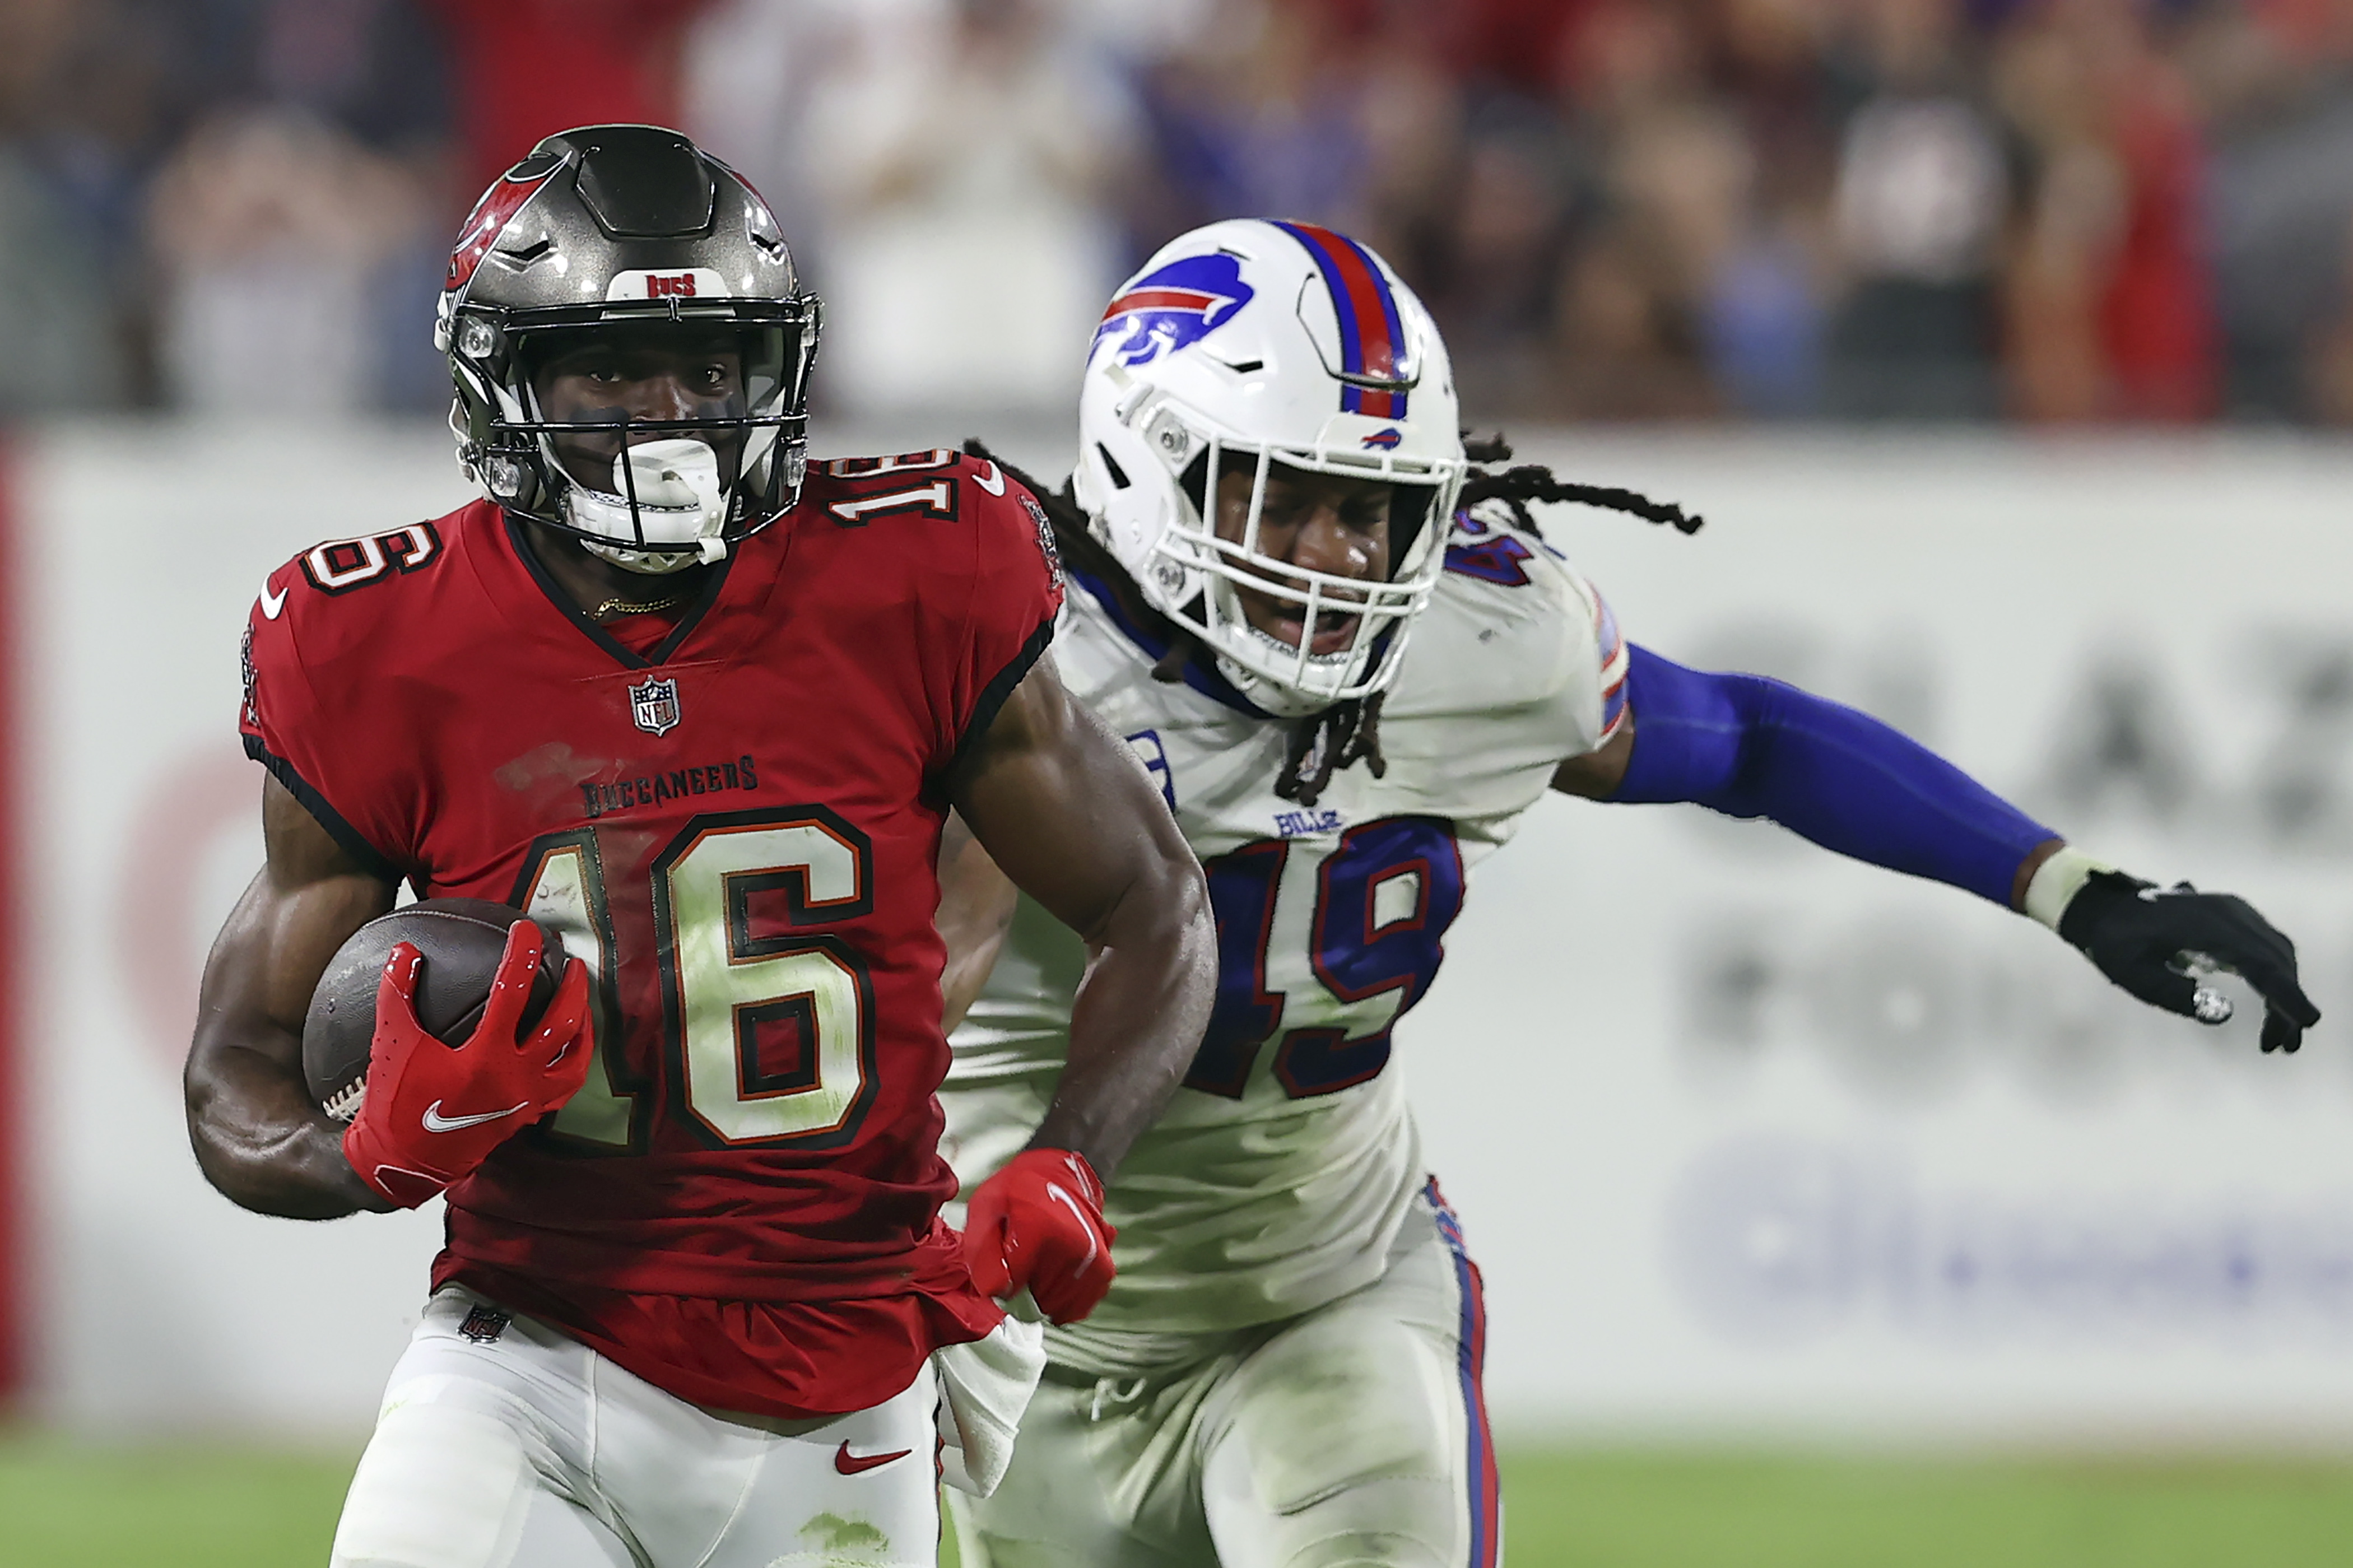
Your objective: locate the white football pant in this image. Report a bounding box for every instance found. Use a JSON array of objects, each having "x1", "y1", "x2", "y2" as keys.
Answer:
[
  {"x1": 331, "y1": 1286, "x2": 944, "y2": 1568},
  {"x1": 947, "y1": 1181, "x2": 1502, "y2": 1568}
]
